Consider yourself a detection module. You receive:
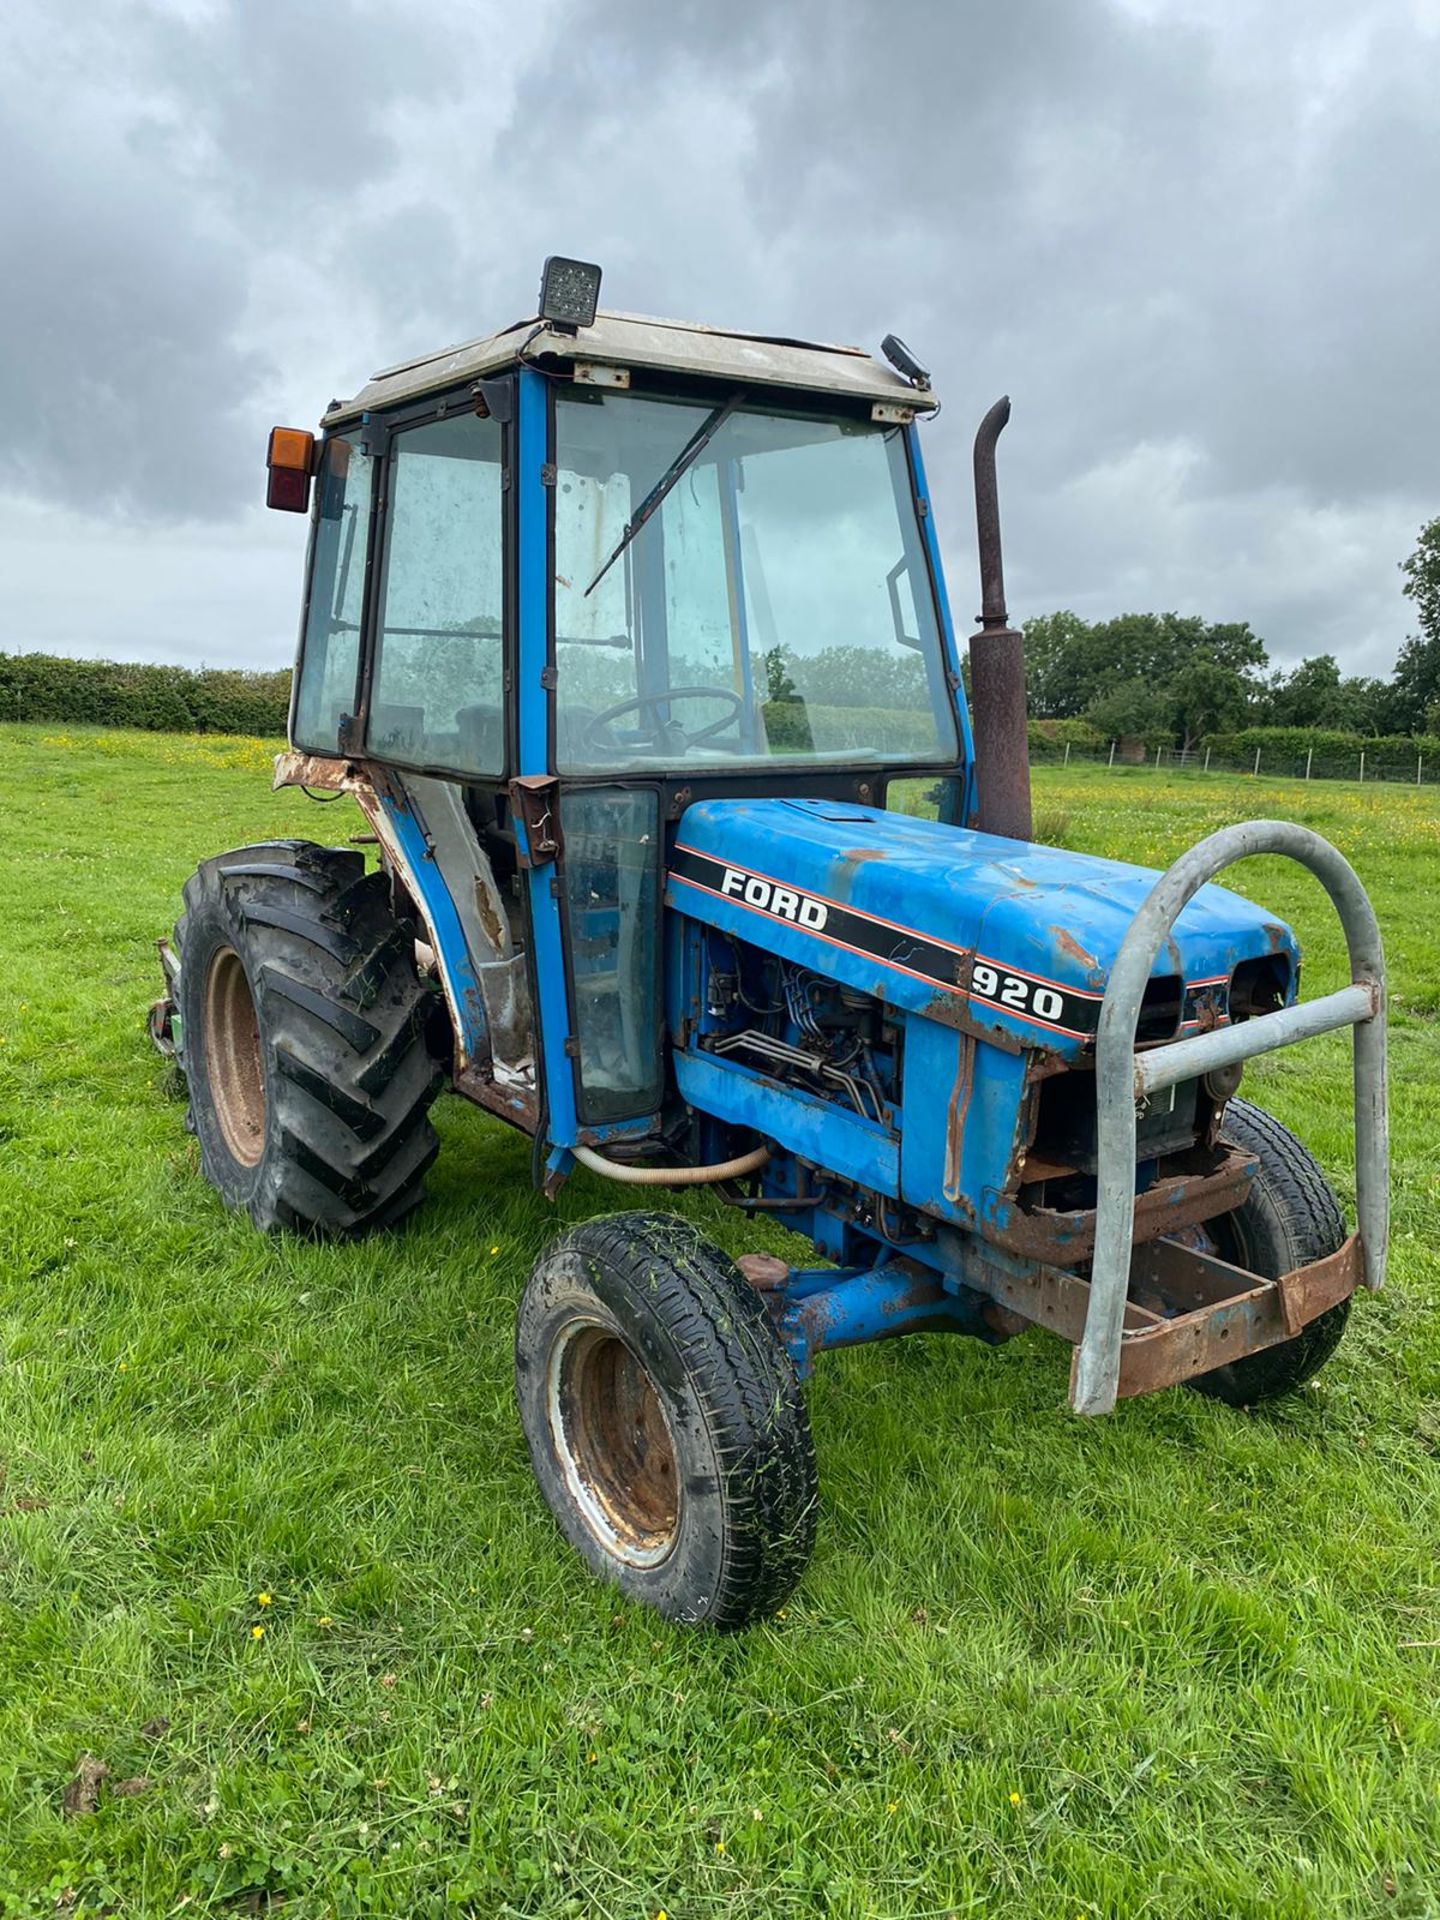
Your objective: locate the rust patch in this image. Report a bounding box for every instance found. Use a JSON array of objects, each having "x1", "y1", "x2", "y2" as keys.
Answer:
[
  {"x1": 970, "y1": 1257, "x2": 1161, "y2": 1345},
  {"x1": 509, "y1": 774, "x2": 561, "y2": 866},
  {"x1": 877, "y1": 1266, "x2": 950, "y2": 1318},
  {"x1": 945, "y1": 952, "x2": 1027, "y2": 1052},
  {"x1": 943, "y1": 1034, "x2": 976, "y2": 1203},
  {"x1": 1106, "y1": 1232, "x2": 1349, "y2": 1398},
  {"x1": 788, "y1": 1261, "x2": 962, "y2": 1352},
  {"x1": 272, "y1": 748, "x2": 367, "y2": 794},
  {"x1": 1004, "y1": 1075, "x2": 1044, "y2": 1198},
  {"x1": 992, "y1": 1147, "x2": 1256, "y2": 1264},
  {"x1": 473, "y1": 878, "x2": 508, "y2": 956},
  {"x1": 1050, "y1": 926, "x2": 1099, "y2": 974},
  {"x1": 966, "y1": 1229, "x2": 1360, "y2": 1399},
  {"x1": 1192, "y1": 992, "x2": 1226, "y2": 1033},
  {"x1": 1277, "y1": 1233, "x2": 1362, "y2": 1336},
  {"x1": 1023, "y1": 1047, "x2": 1070, "y2": 1083},
  {"x1": 453, "y1": 1060, "x2": 539, "y2": 1130},
  {"x1": 737, "y1": 1252, "x2": 790, "y2": 1292}
]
